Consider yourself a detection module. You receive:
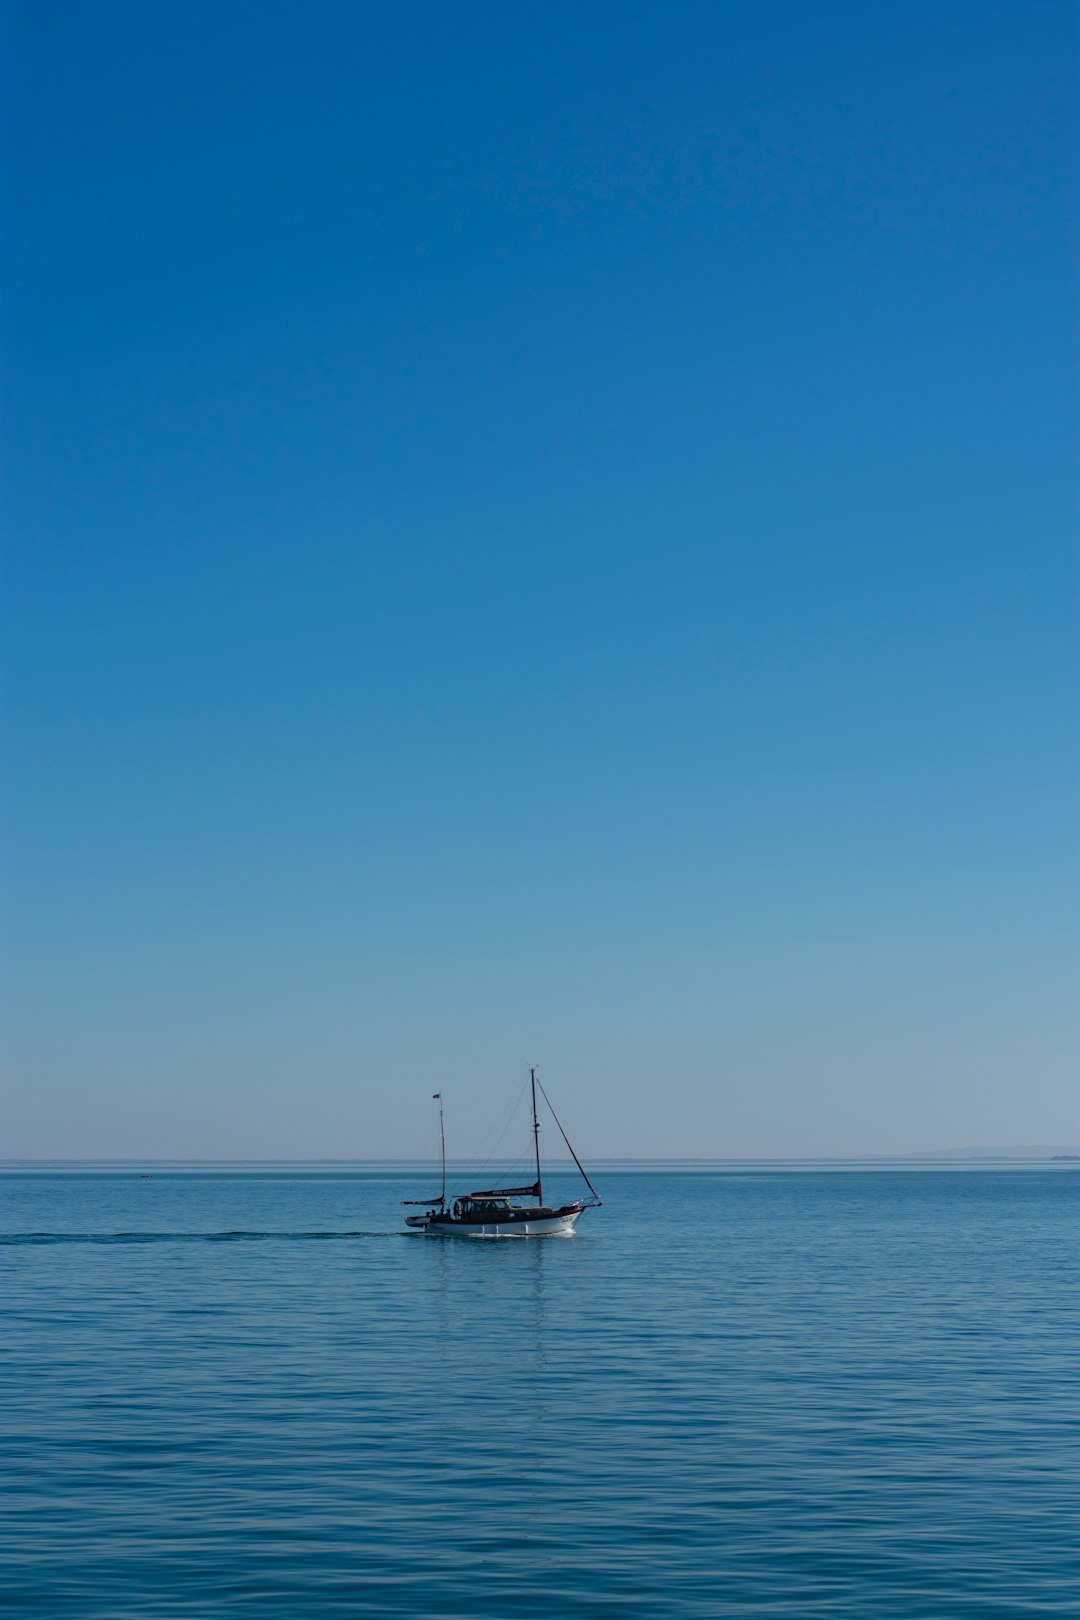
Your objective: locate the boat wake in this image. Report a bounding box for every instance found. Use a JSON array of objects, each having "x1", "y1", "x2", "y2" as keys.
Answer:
[{"x1": 0, "y1": 1230, "x2": 412, "y2": 1245}]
